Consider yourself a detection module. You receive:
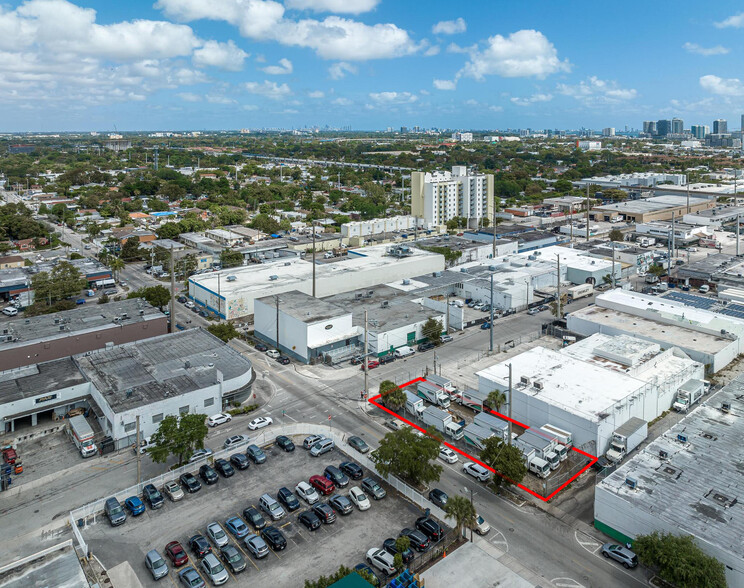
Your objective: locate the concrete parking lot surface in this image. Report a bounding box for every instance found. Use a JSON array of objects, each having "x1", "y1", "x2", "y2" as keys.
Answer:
[{"x1": 83, "y1": 436, "x2": 440, "y2": 587}]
